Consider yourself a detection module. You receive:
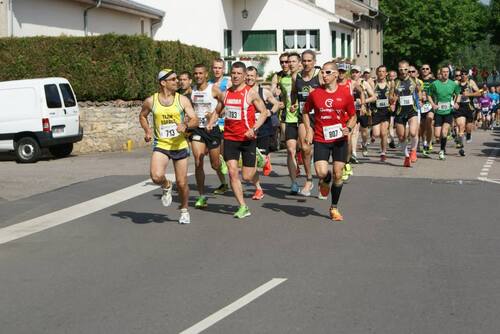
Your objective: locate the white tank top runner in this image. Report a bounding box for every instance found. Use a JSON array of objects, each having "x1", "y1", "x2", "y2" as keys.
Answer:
[{"x1": 191, "y1": 83, "x2": 218, "y2": 128}]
